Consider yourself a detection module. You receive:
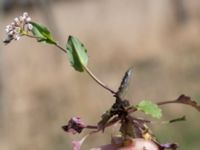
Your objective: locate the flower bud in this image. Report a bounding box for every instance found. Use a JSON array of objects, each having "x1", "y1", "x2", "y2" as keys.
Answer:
[
  {"x1": 27, "y1": 24, "x2": 33, "y2": 31},
  {"x1": 23, "y1": 12, "x2": 28, "y2": 18},
  {"x1": 26, "y1": 17, "x2": 31, "y2": 22}
]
